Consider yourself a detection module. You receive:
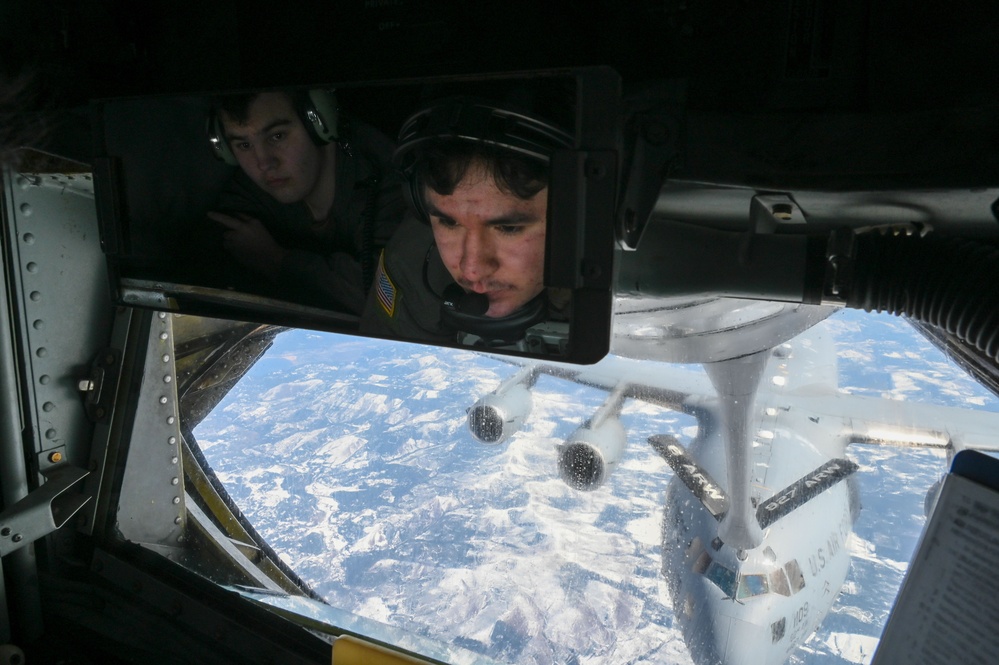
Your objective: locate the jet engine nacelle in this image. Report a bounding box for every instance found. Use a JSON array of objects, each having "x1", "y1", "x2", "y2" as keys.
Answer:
[
  {"x1": 467, "y1": 383, "x2": 532, "y2": 445},
  {"x1": 557, "y1": 417, "x2": 626, "y2": 491}
]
